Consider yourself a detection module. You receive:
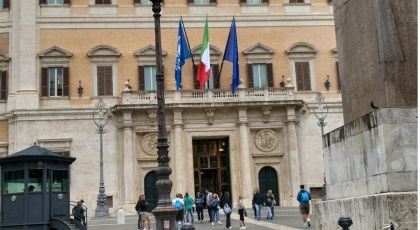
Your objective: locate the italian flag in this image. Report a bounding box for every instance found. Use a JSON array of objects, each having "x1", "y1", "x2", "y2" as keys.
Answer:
[{"x1": 196, "y1": 17, "x2": 211, "y2": 89}]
